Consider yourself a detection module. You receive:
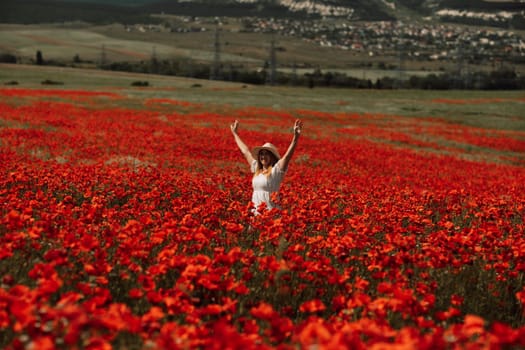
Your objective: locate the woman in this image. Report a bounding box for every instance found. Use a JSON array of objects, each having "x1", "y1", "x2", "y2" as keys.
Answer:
[{"x1": 231, "y1": 119, "x2": 303, "y2": 214}]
